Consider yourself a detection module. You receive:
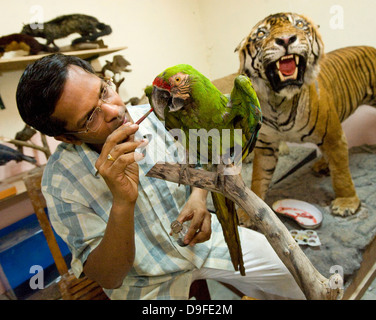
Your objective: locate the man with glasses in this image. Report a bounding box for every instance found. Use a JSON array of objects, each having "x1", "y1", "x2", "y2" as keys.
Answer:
[{"x1": 16, "y1": 53, "x2": 305, "y2": 300}]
